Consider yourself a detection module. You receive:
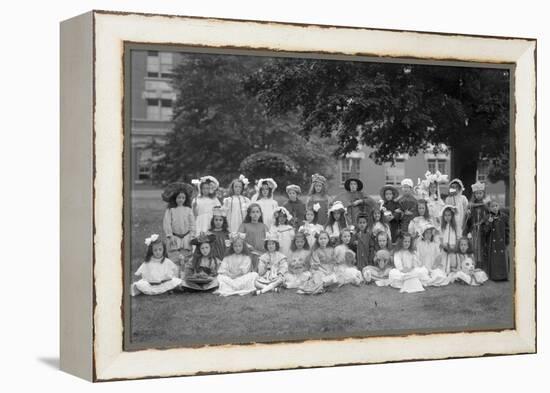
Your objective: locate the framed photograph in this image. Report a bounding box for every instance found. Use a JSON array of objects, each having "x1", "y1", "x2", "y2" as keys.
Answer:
[{"x1": 60, "y1": 10, "x2": 536, "y2": 382}]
